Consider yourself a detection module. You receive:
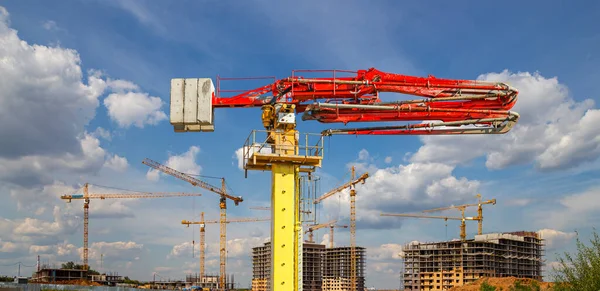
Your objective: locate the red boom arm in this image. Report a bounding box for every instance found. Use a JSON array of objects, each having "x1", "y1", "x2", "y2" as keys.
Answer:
[{"x1": 213, "y1": 68, "x2": 519, "y2": 135}]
